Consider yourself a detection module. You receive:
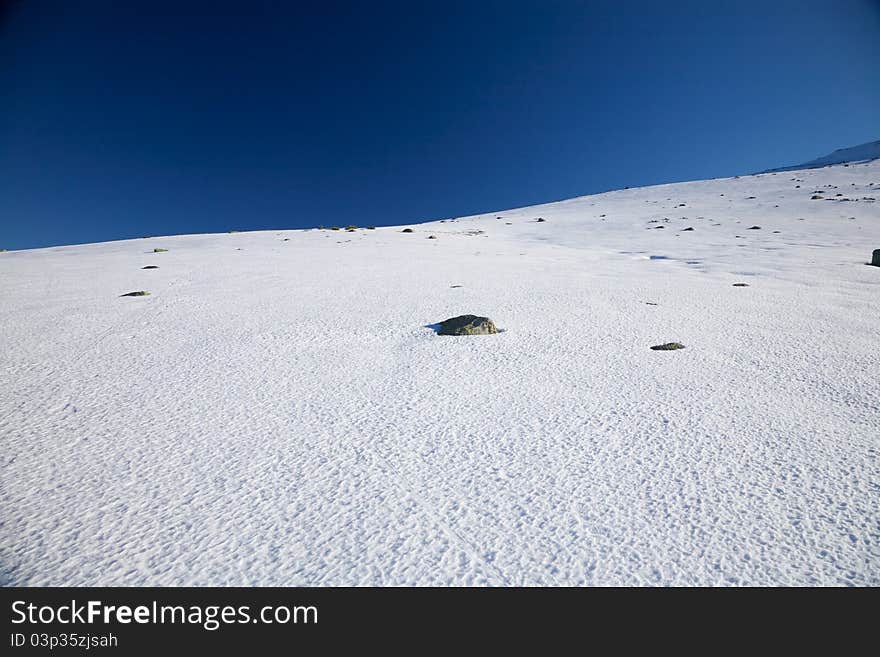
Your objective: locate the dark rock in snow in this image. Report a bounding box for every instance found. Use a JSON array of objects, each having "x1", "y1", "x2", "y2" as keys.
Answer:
[
  {"x1": 141, "y1": 266, "x2": 159, "y2": 269},
  {"x1": 748, "y1": 225, "x2": 761, "y2": 230},
  {"x1": 402, "y1": 228, "x2": 414, "y2": 233},
  {"x1": 121, "y1": 291, "x2": 150, "y2": 297},
  {"x1": 871, "y1": 249, "x2": 880, "y2": 267},
  {"x1": 650, "y1": 342, "x2": 685, "y2": 351},
  {"x1": 732, "y1": 283, "x2": 750, "y2": 287},
  {"x1": 437, "y1": 315, "x2": 498, "y2": 336}
]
